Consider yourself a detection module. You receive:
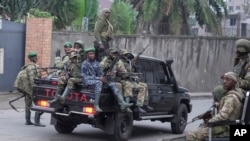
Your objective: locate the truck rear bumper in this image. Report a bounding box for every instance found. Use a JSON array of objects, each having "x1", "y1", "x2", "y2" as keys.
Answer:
[
  {"x1": 31, "y1": 105, "x2": 95, "y2": 119},
  {"x1": 31, "y1": 106, "x2": 55, "y2": 113}
]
